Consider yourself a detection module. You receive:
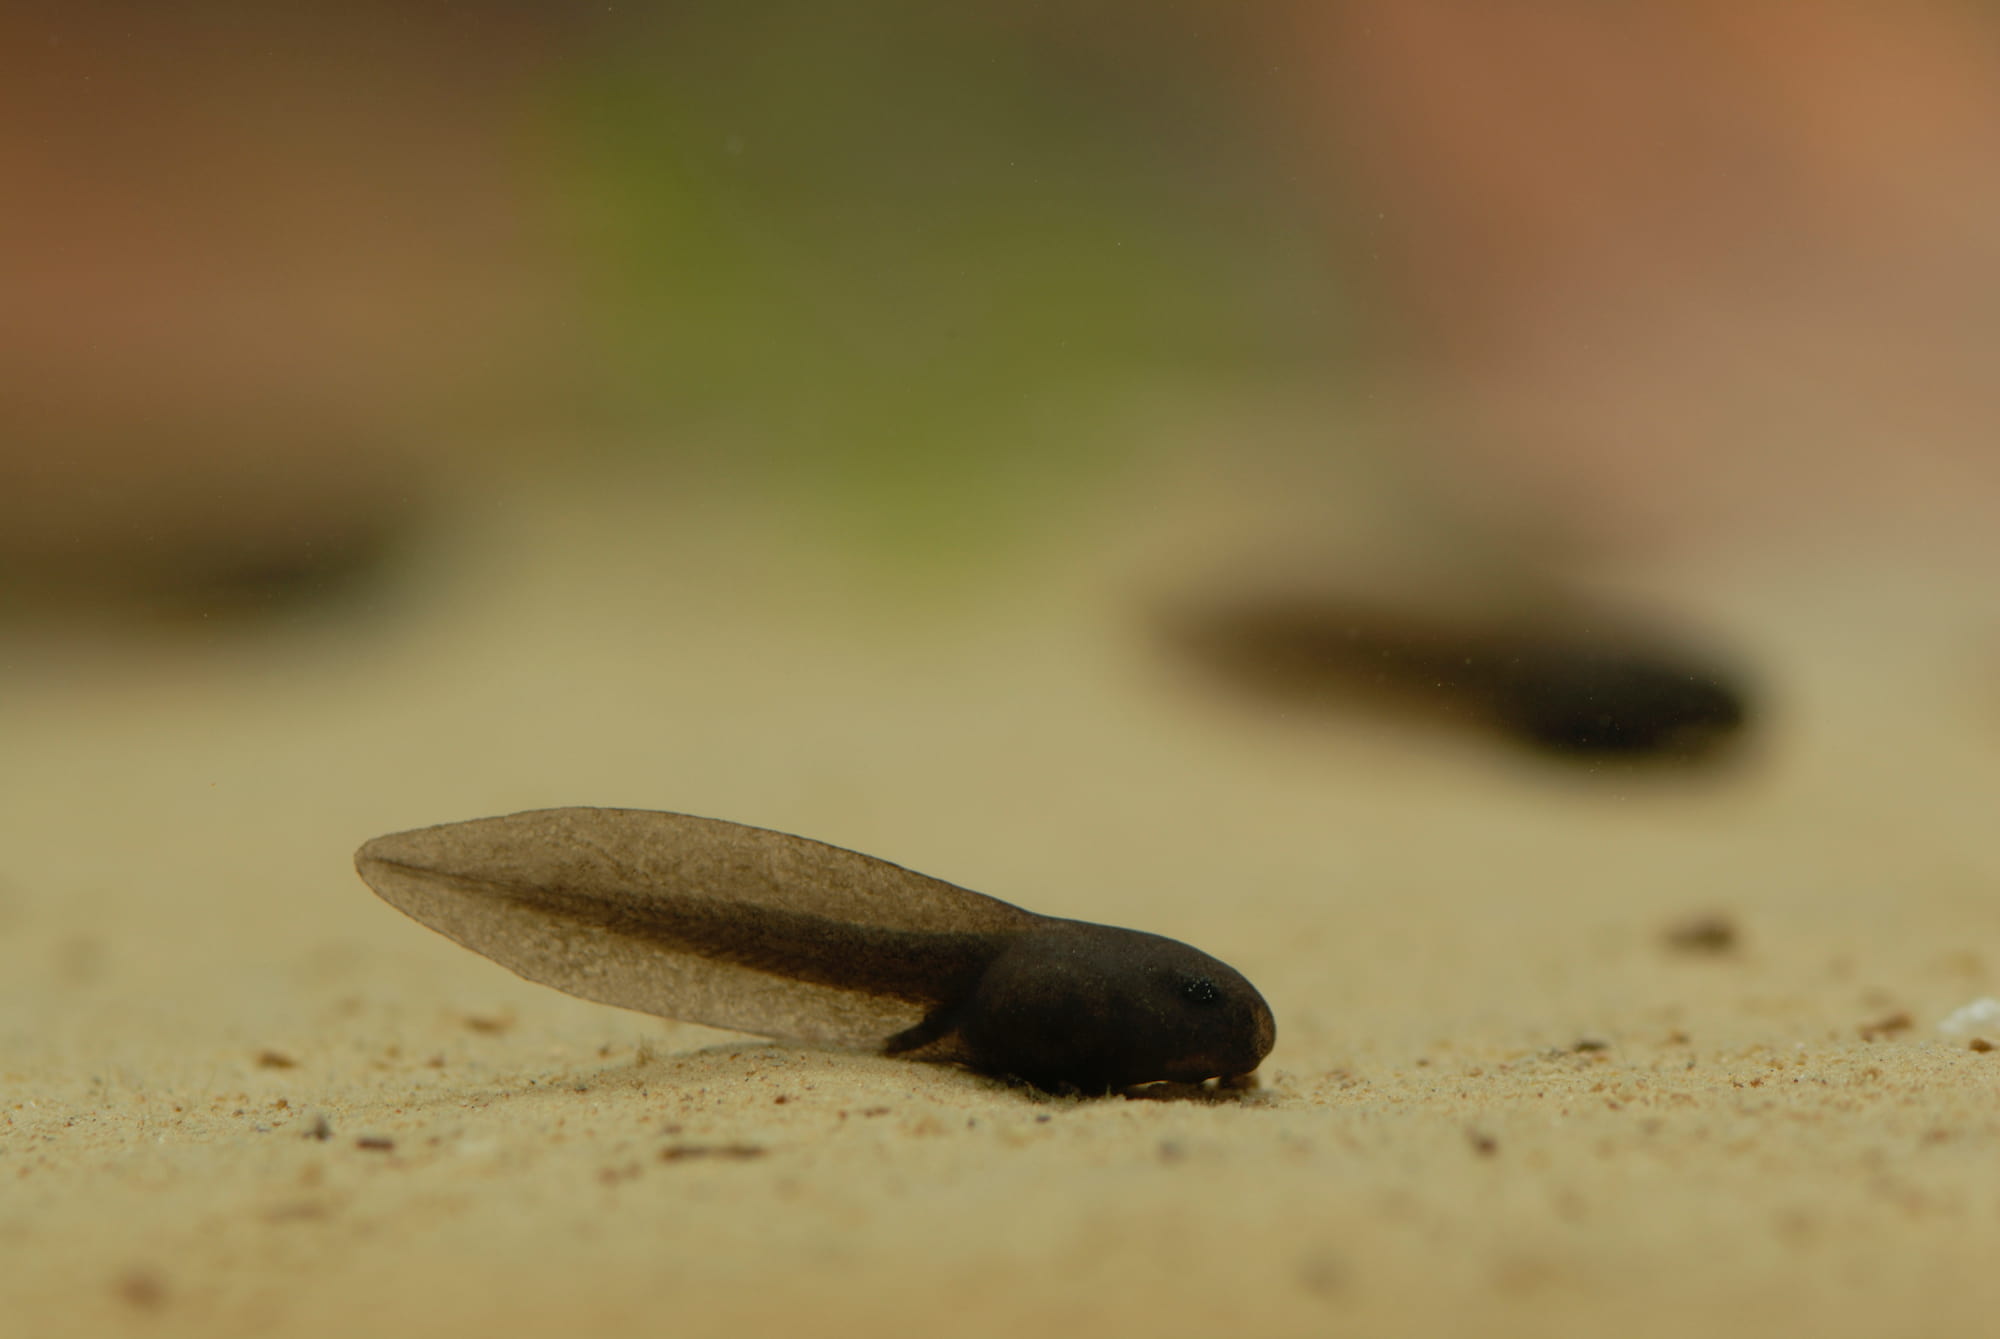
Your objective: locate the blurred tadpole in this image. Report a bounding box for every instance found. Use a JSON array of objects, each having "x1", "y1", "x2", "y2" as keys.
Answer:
[{"x1": 1165, "y1": 587, "x2": 1753, "y2": 768}]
